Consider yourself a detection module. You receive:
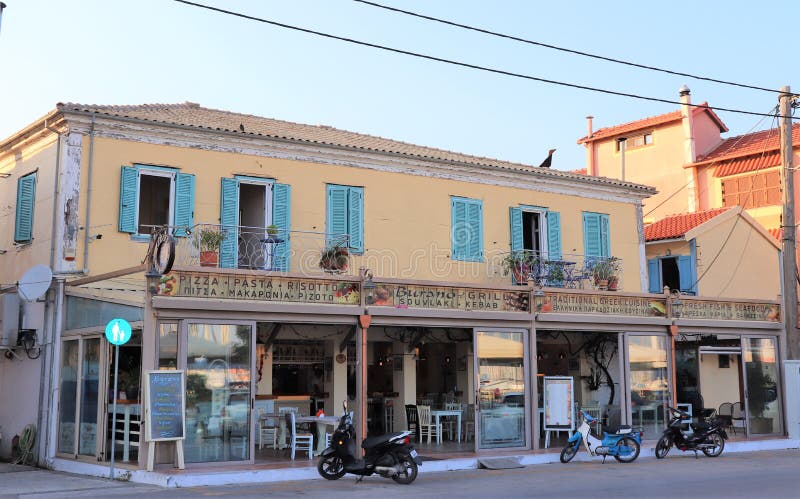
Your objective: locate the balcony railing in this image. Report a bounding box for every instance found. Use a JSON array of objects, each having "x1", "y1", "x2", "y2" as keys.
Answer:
[
  {"x1": 499, "y1": 250, "x2": 624, "y2": 290},
  {"x1": 173, "y1": 224, "x2": 362, "y2": 276}
]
